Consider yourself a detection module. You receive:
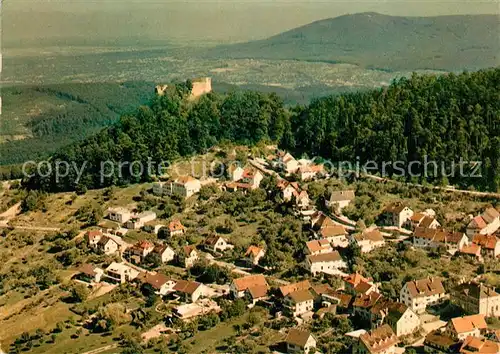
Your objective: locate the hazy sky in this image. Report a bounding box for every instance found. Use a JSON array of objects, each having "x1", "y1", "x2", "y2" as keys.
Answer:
[{"x1": 3, "y1": 0, "x2": 499, "y2": 46}]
